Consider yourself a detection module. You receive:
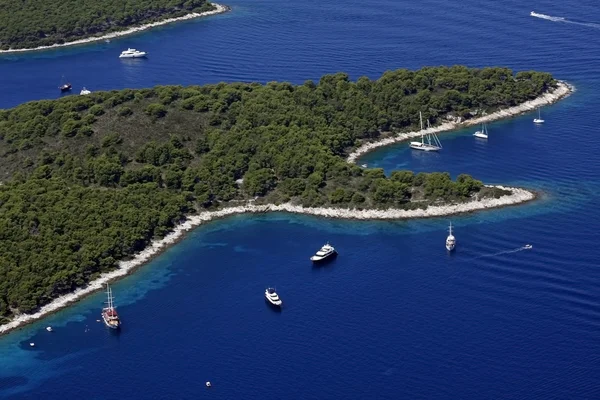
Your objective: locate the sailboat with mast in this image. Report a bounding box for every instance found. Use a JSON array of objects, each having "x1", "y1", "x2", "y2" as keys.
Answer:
[
  {"x1": 410, "y1": 112, "x2": 442, "y2": 151},
  {"x1": 533, "y1": 108, "x2": 545, "y2": 124},
  {"x1": 446, "y1": 222, "x2": 456, "y2": 251},
  {"x1": 473, "y1": 121, "x2": 489, "y2": 139},
  {"x1": 101, "y1": 284, "x2": 121, "y2": 330}
]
